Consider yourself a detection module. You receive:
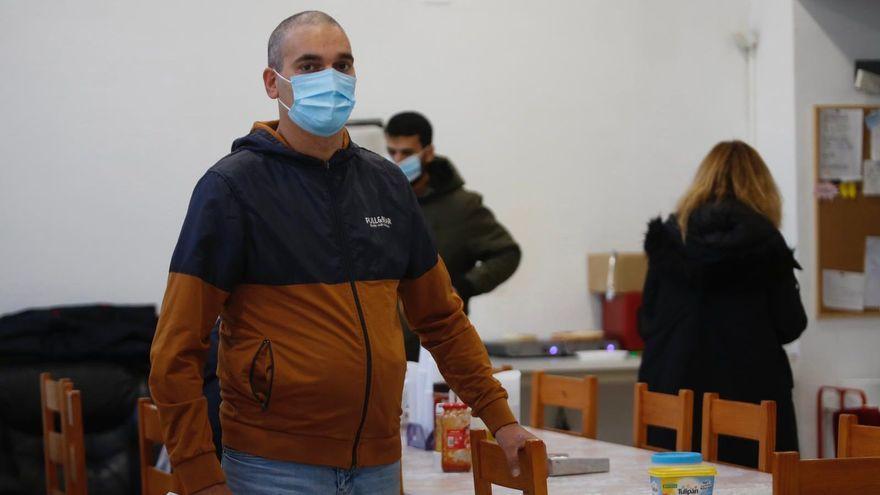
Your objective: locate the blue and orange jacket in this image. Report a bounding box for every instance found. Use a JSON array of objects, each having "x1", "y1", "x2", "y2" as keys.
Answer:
[{"x1": 148, "y1": 121, "x2": 516, "y2": 493}]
